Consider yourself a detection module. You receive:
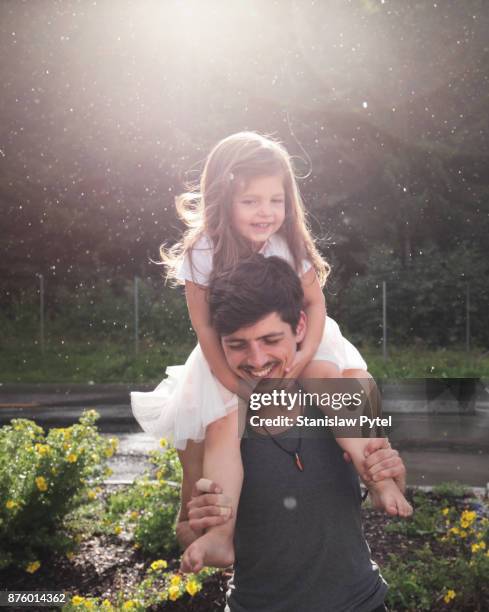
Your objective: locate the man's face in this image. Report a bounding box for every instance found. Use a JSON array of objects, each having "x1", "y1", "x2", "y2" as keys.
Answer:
[{"x1": 221, "y1": 311, "x2": 306, "y2": 382}]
